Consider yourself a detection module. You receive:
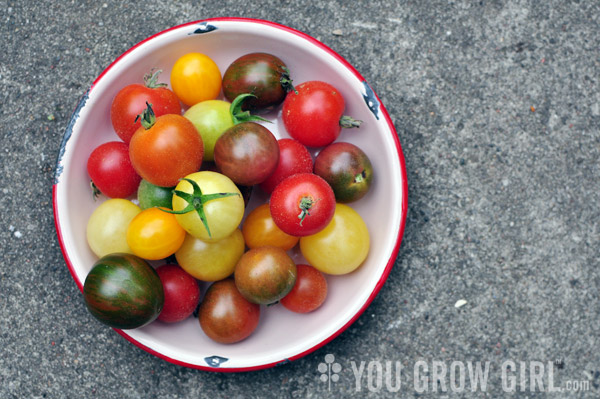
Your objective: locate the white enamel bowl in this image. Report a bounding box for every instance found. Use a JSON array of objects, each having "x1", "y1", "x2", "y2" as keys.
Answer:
[{"x1": 53, "y1": 18, "x2": 408, "y2": 371}]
